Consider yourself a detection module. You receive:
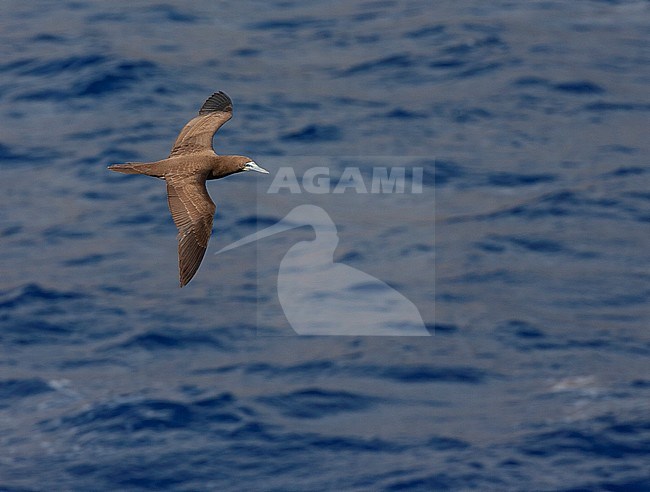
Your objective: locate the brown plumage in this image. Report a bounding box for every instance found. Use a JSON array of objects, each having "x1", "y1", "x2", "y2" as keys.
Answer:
[{"x1": 108, "y1": 91, "x2": 269, "y2": 287}]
